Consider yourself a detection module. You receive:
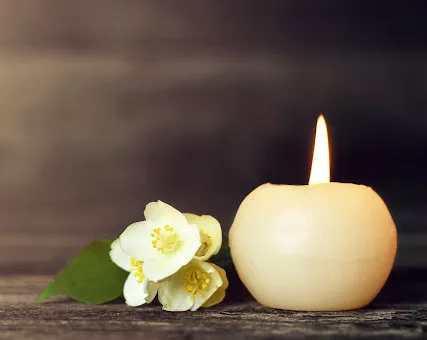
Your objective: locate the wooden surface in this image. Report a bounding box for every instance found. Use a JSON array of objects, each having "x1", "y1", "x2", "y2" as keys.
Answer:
[{"x1": 1, "y1": 270, "x2": 426, "y2": 339}]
